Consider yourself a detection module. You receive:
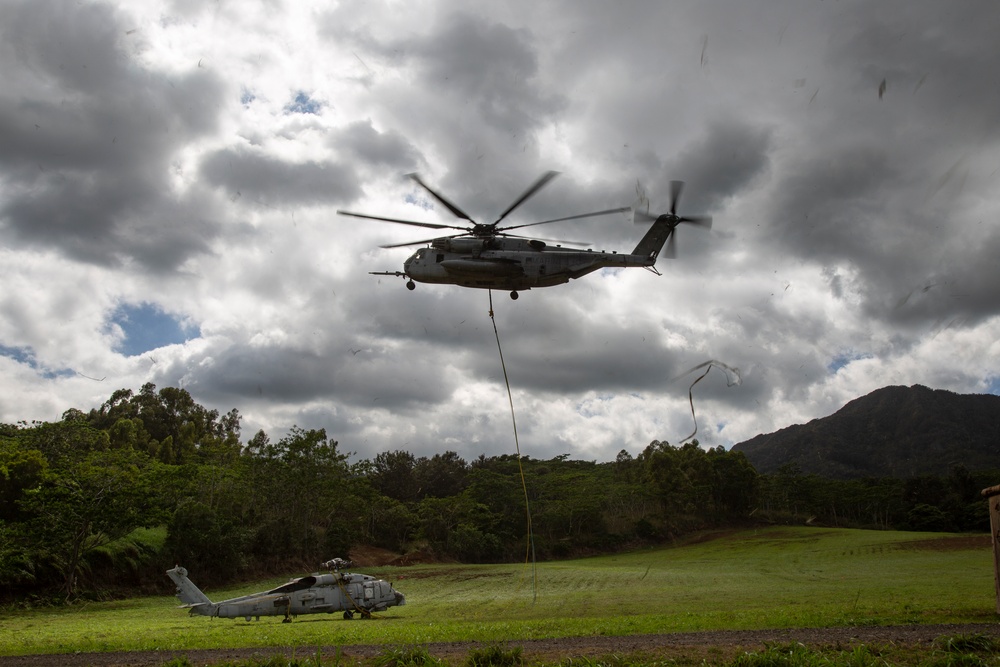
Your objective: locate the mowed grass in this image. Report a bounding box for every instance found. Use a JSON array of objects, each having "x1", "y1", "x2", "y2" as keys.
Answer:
[{"x1": 0, "y1": 526, "x2": 995, "y2": 656}]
